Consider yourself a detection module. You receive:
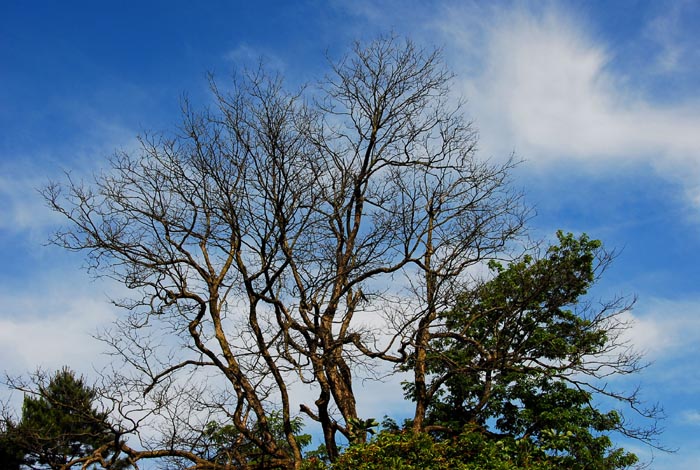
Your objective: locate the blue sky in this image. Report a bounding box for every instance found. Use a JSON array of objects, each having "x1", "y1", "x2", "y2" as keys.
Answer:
[{"x1": 1, "y1": 1, "x2": 699, "y2": 467}]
